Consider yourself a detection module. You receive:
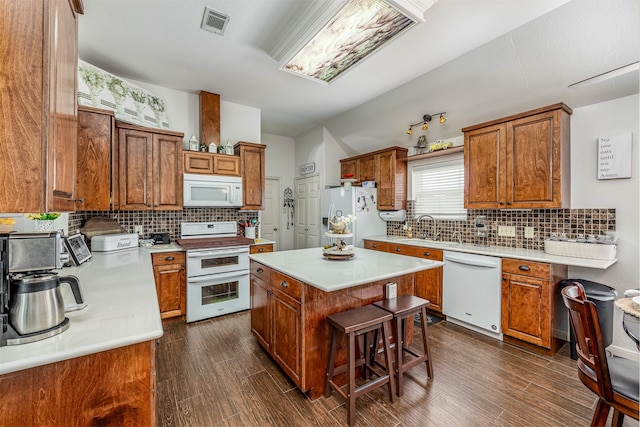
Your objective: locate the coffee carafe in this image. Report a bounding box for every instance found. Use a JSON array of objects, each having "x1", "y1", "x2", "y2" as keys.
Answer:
[{"x1": 9, "y1": 272, "x2": 84, "y2": 335}]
